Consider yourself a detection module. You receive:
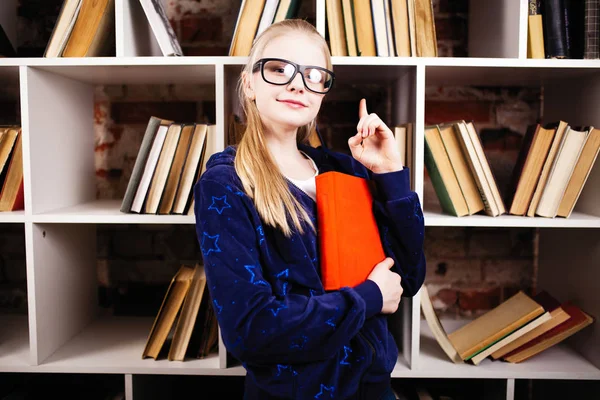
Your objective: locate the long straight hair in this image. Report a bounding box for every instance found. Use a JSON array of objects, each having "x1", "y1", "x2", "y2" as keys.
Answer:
[{"x1": 234, "y1": 19, "x2": 333, "y2": 238}]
